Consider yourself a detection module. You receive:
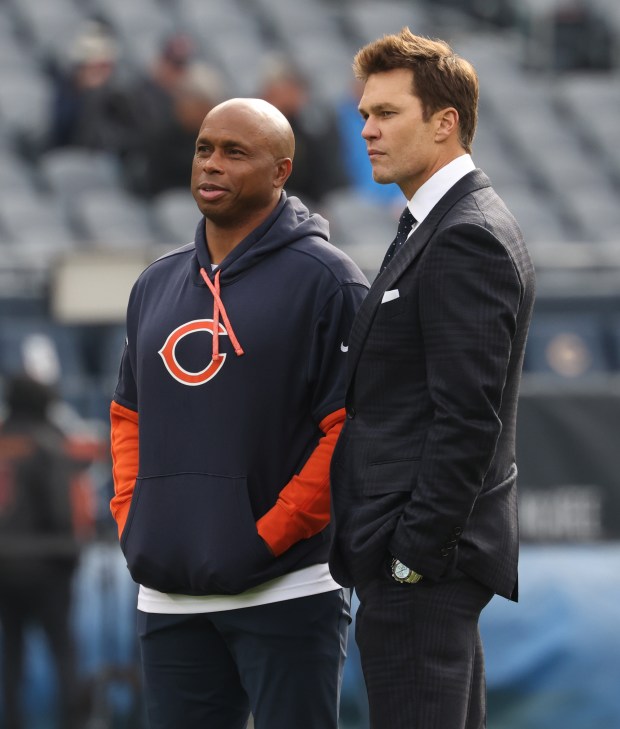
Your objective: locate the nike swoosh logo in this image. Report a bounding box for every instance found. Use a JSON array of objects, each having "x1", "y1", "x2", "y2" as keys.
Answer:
[{"x1": 340, "y1": 342, "x2": 349, "y2": 352}]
